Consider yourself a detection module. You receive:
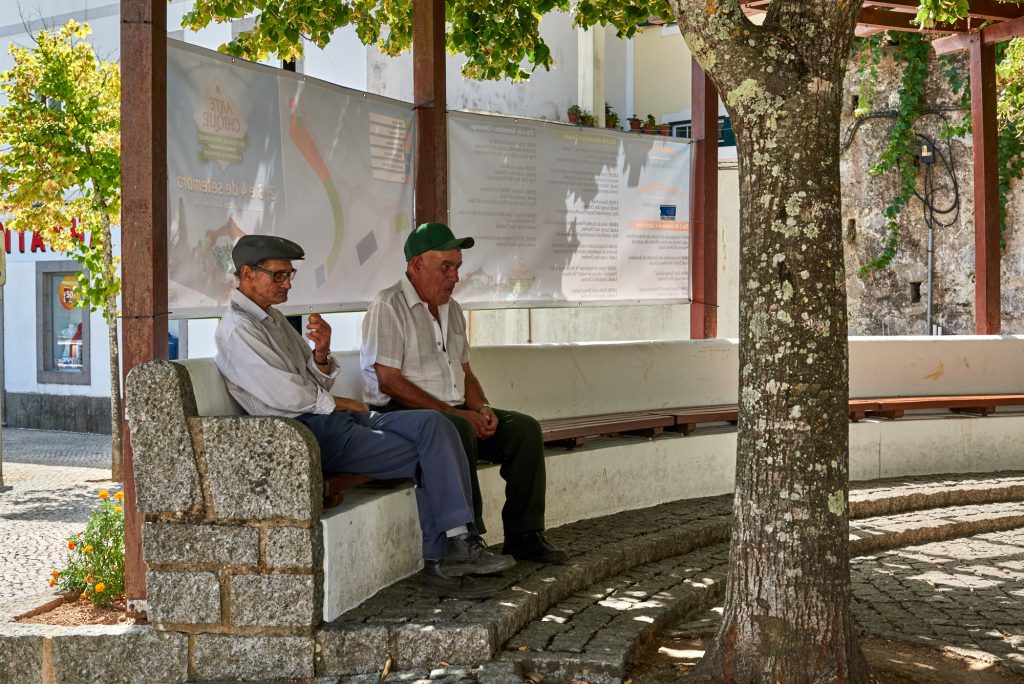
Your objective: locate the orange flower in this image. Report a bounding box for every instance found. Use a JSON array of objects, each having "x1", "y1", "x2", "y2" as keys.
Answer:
[
  {"x1": 80, "y1": 593, "x2": 87, "y2": 600},
  {"x1": 94, "y1": 582, "x2": 105, "y2": 593},
  {"x1": 85, "y1": 575, "x2": 92, "y2": 584},
  {"x1": 114, "y1": 506, "x2": 122, "y2": 513},
  {"x1": 48, "y1": 579, "x2": 56, "y2": 587},
  {"x1": 114, "y1": 491, "x2": 124, "y2": 501},
  {"x1": 67, "y1": 539, "x2": 75, "y2": 551},
  {"x1": 83, "y1": 545, "x2": 93, "y2": 553},
  {"x1": 98, "y1": 490, "x2": 109, "y2": 500},
  {"x1": 51, "y1": 569, "x2": 59, "y2": 579}
]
